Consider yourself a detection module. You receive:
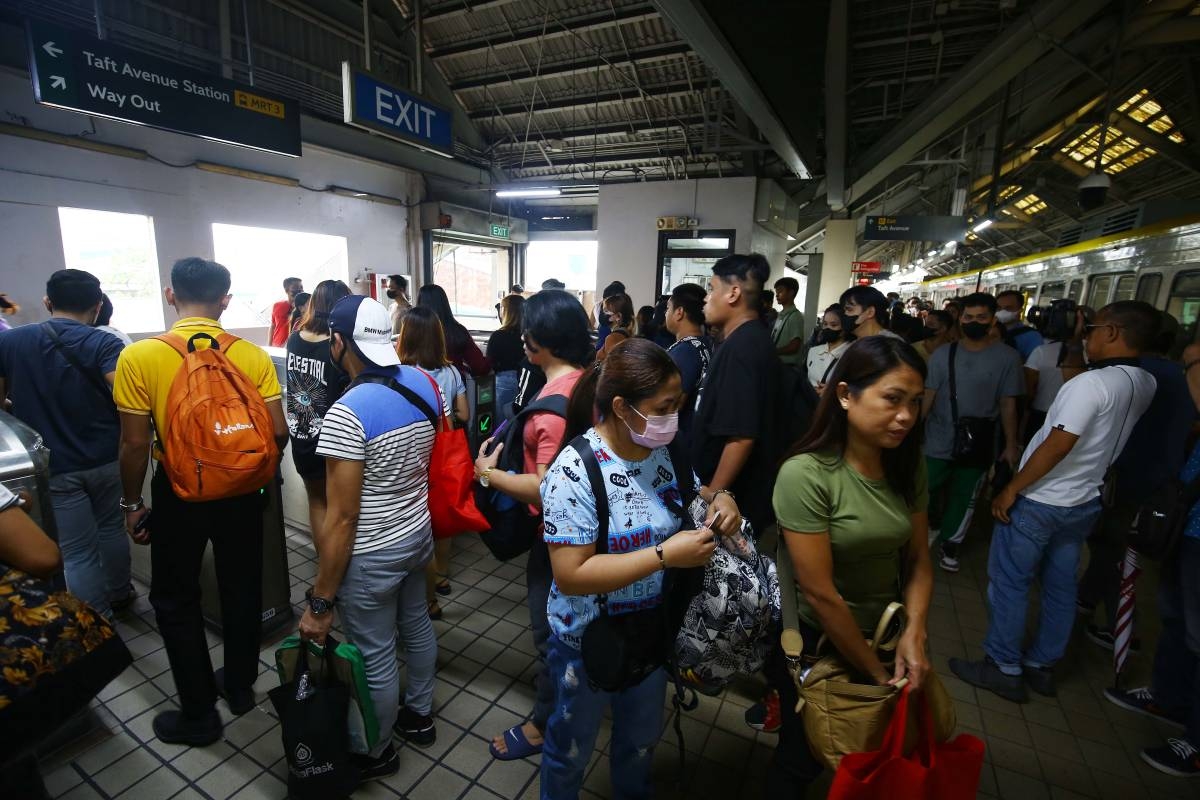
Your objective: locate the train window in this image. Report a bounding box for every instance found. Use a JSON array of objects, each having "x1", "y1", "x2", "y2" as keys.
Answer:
[
  {"x1": 58, "y1": 207, "x2": 164, "y2": 333},
  {"x1": 1087, "y1": 275, "x2": 1113, "y2": 307},
  {"x1": 1112, "y1": 274, "x2": 1136, "y2": 303},
  {"x1": 1137, "y1": 273, "x2": 1162, "y2": 305},
  {"x1": 1168, "y1": 271, "x2": 1200, "y2": 346},
  {"x1": 1068, "y1": 280, "x2": 1083, "y2": 302},
  {"x1": 1039, "y1": 282, "x2": 1066, "y2": 302},
  {"x1": 212, "y1": 223, "x2": 350, "y2": 331}
]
